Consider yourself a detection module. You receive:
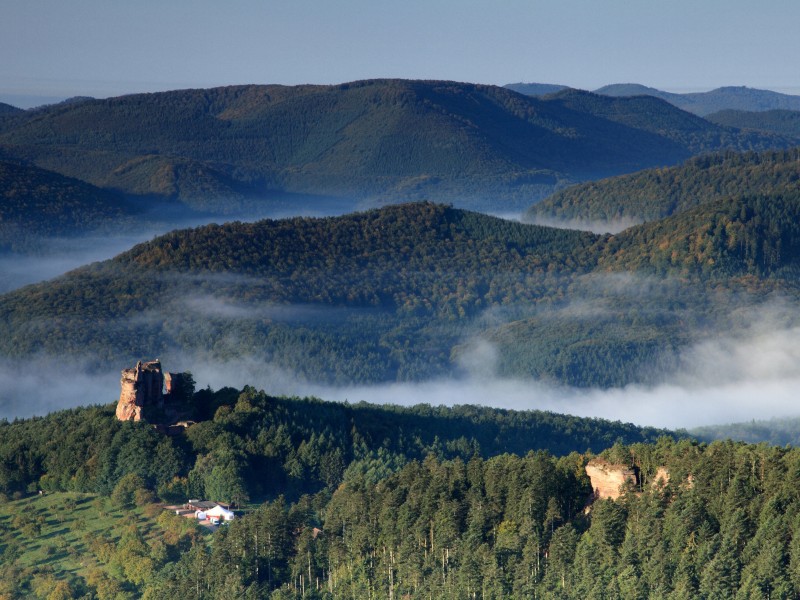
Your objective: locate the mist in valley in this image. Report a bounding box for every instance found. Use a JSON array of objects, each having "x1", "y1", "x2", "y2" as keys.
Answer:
[
  {"x1": 3, "y1": 309, "x2": 800, "y2": 433},
  {"x1": 2, "y1": 207, "x2": 799, "y2": 438},
  {"x1": 0, "y1": 196, "x2": 362, "y2": 294}
]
